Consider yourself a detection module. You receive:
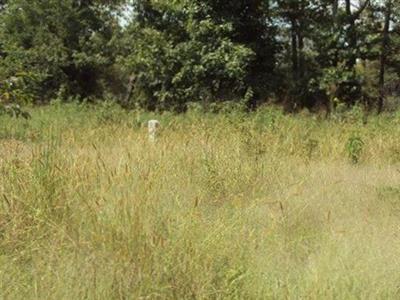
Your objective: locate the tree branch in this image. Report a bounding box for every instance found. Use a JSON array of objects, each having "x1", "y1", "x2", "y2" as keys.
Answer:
[{"x1": 351, "y1": 0, "x2": 370, "y2": 20}]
